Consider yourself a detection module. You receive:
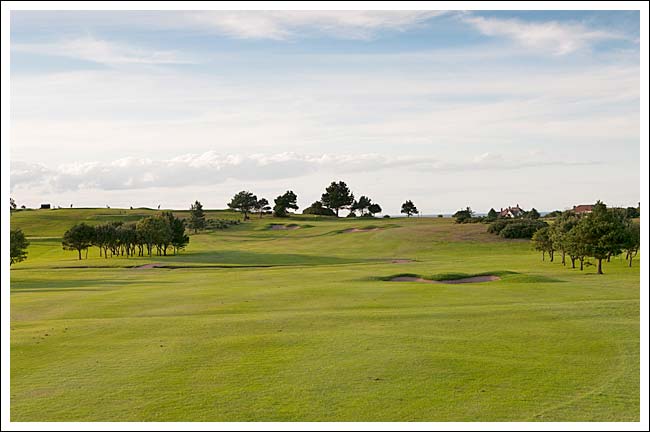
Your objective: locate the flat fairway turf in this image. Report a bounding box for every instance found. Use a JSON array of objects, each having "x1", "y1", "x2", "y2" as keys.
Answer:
[{"x1": 9, "y1": 209, "x2": 640, "y2": 421}]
